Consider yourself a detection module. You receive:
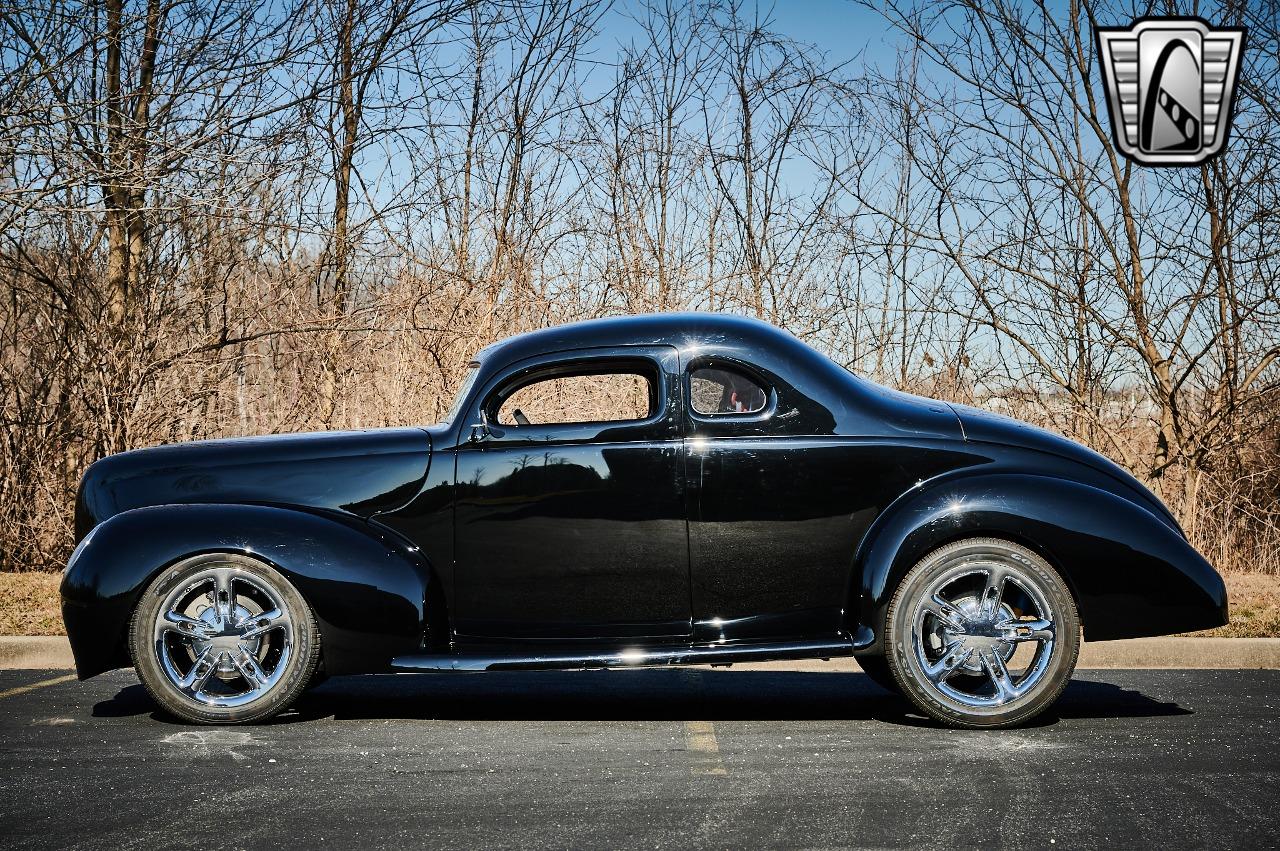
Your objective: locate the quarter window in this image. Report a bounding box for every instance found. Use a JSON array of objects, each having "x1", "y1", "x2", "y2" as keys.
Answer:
[{"x1": 690, "y1": 366, "x2": 768, "y2": 416}]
